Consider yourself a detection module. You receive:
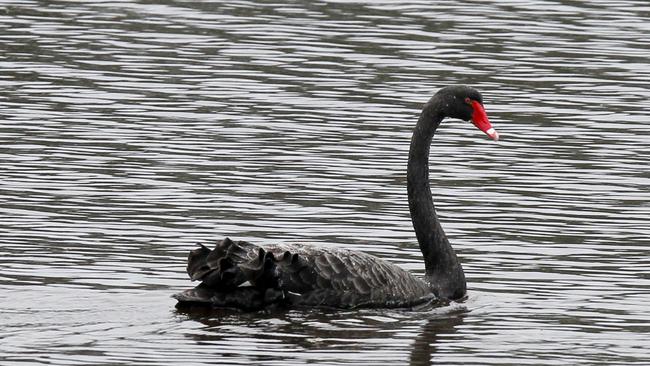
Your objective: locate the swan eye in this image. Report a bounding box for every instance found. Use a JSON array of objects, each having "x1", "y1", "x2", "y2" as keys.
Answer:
[{"x1": 464, "y1": 97, "x2": 472, "y2": 105}]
